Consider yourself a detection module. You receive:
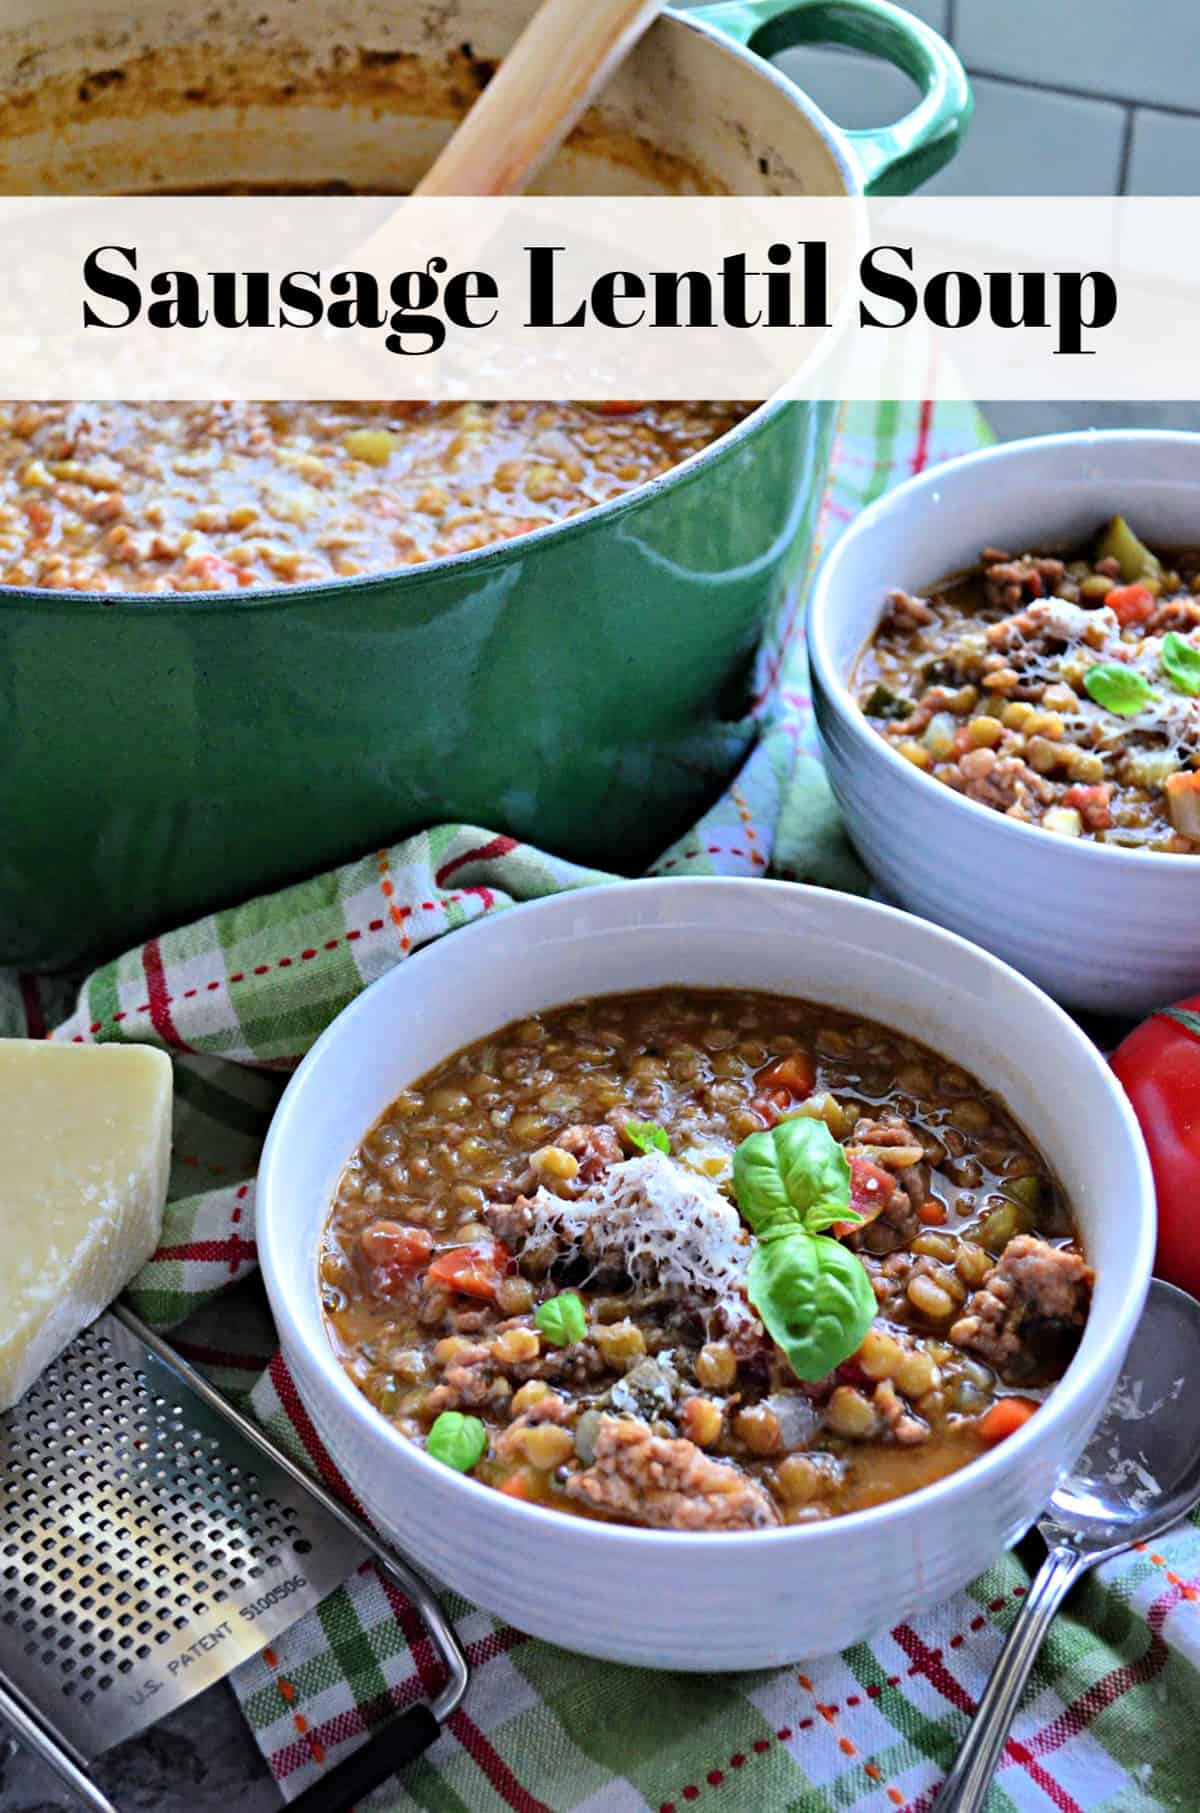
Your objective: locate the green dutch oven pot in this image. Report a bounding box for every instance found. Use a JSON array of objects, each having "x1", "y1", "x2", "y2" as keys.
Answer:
[{"x1": 0, "y1": 0, "x2": 969, "y2": 966}]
